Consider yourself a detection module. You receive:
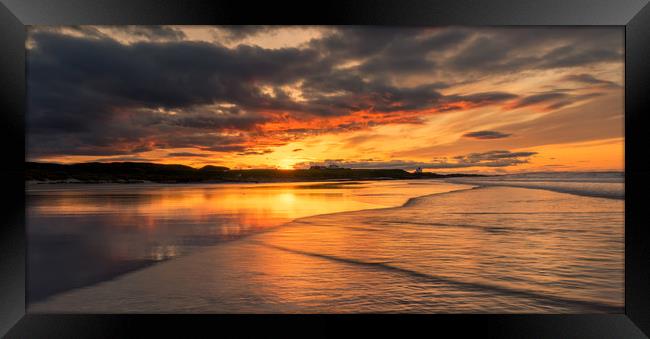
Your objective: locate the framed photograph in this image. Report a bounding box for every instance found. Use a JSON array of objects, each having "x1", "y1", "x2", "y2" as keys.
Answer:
[{"x1": 1, "y1": 0, "x2": 649, "y2": 337}]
